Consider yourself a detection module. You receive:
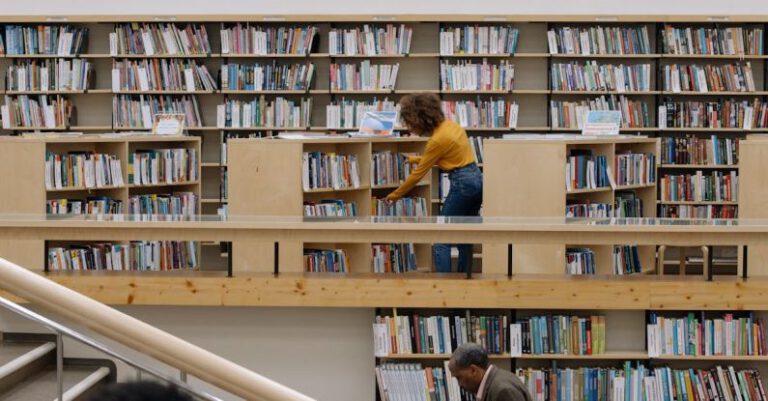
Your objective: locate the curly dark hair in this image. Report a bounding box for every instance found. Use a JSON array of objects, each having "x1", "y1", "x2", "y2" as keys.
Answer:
[{"x1": 399, "y1": 93, "x2": 445, "y2": 135}]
